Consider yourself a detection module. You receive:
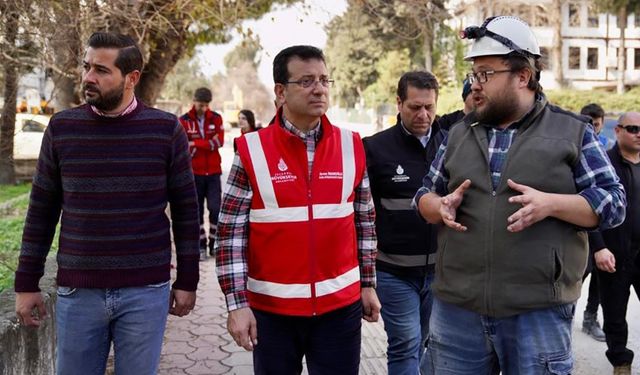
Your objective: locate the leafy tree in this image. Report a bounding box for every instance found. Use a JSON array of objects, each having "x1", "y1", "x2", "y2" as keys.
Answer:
[
  {"x1": 0, "y1": 0, "x2": 299, "y2": 184},
  {"x1": 363, "y1": 49, "x2": 411, "y2": 130},
  {"x1": 325, "y1": 0, "x2": 455, "y2": 108},
  {"x1": 160, "y1": 57, "x2": 211, "y2": 103},
  {"x1": 1, "y1": 0, "x2": 299, "y2": 108},
  {"x1": 211, "y1": 35, "x2": 274, "y2": 124},
  {"x1": 358, "y1": 0, "x2": 449, "y2": 71},
  {"x1": 224, "y1": 33, "x2": 262, "y2": 71},
  {"x1": 432, "y1": 24, "x2": 469, "y2": 88},
  {"x1": 324, "y1": 5, "x2": 384, "y2": 108}
]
